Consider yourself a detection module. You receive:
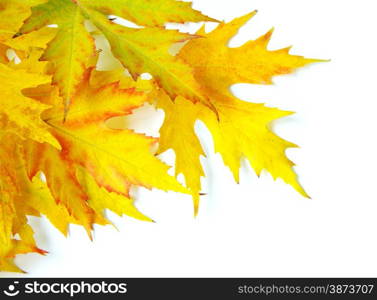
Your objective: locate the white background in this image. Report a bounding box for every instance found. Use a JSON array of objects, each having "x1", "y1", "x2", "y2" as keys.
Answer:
[{"x1": 2, "y1": 0, "x2": 377, "y2": 277}]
